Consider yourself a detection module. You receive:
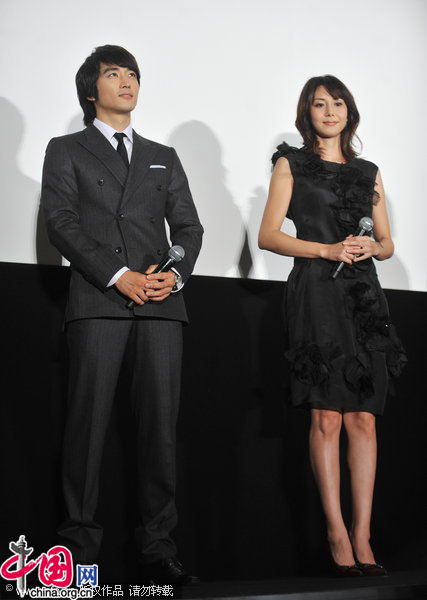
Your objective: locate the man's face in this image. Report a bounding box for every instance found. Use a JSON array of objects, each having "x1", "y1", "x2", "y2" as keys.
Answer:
[{"x1": 88, "y1": 62, "x2": 139, "y2": 118}]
